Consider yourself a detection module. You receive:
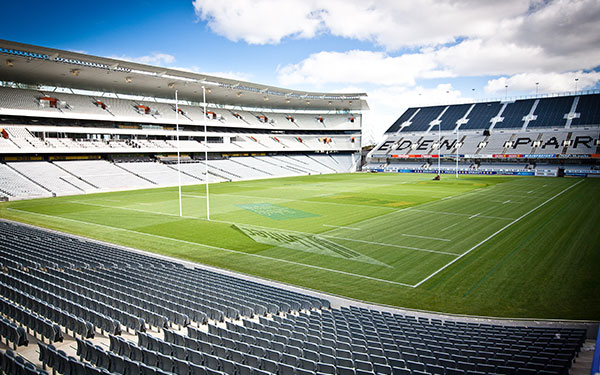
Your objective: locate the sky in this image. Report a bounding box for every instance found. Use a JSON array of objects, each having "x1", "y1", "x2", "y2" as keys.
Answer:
[{"x1": 2, "y1": 0, "x2": 600, "y2": 144}]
